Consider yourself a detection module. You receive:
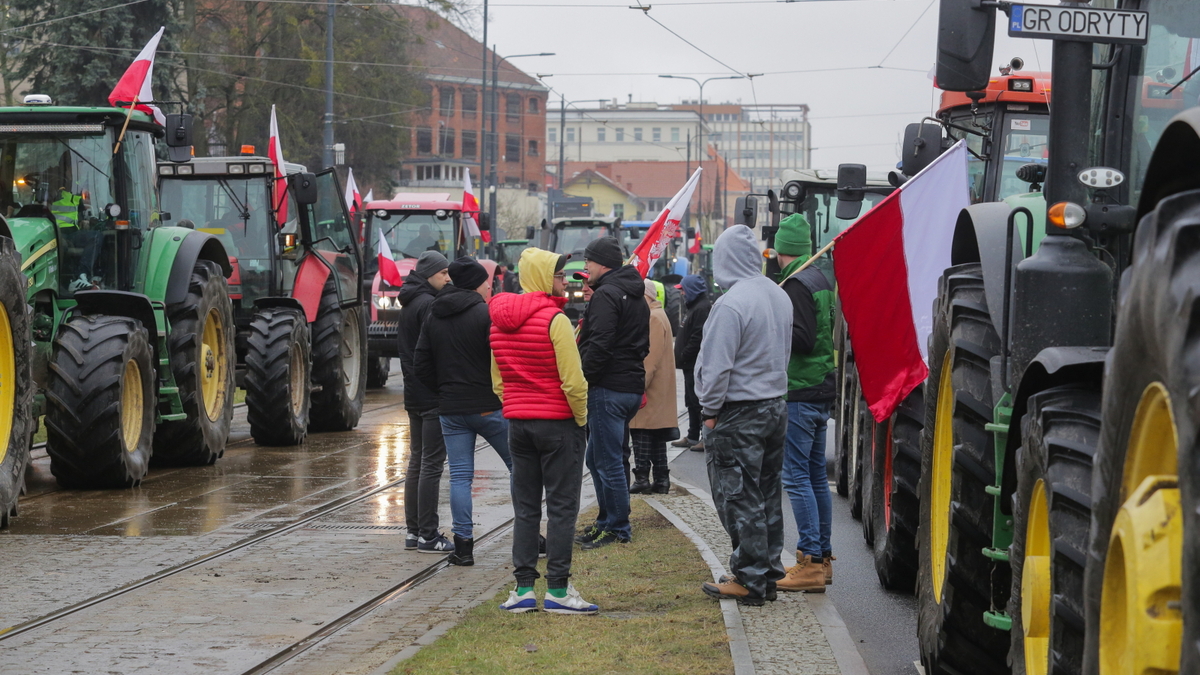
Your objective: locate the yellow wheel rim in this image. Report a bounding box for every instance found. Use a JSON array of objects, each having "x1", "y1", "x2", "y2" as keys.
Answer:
[
  {"x1": 120, "y1": 358, "x2": 143, "y2": 452},
  {"x1": 930, "y1": 351, "x2": 954, "y2": 601},
  {"x1": 1021, "y1": 479, "x2": 1051, "y2": 675},
  {"x1": 0, "y1": 301, "x2": 14, "y2": 466},
  {"x1": 1099, "y1": 382, "x2": 1181, "y2": 675},
  {"x1": 199, "y1": 307, "x2": 227, "y2": 421},
  {"x1": 289, "y1": 343, "x2": 305, "y2": 417}
]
